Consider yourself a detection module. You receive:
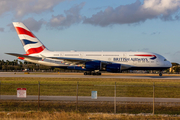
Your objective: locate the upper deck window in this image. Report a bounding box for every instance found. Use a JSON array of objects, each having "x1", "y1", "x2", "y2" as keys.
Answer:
[
  {"x1": 86, "y1": 54, "x2": 101, "y2": 56},
  {"x1": 103, "y1": 55, "x2": 119, "y2": 56},
  {"x1": 65, "y1": 54, "x2": 79, "y2": 56}
]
